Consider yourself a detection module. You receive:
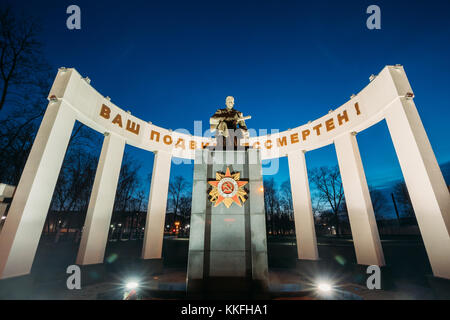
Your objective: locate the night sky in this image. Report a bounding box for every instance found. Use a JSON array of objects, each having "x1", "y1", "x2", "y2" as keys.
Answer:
[{"x1": 7, "y1": 0, "x2": 450, "y2": 216}]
